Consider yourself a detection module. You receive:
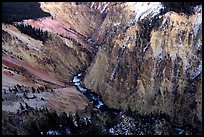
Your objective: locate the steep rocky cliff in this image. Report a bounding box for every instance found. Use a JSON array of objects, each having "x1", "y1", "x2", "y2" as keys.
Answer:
[
  {"x1": 2, "y1": 24, "x2": 92, "y2": 86},
  {"x1": 83, "y1": 3, "x2": 202, "y2": 128},
  {"x1": 39, "y1": 2, "x2": 104, "y2": 36},
  {"x1": 2, "y1": 2, "x2": 202, "y2": 135},
  {"x1": 2, "y1": 22, "x2": 92, "y2": 114}
]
